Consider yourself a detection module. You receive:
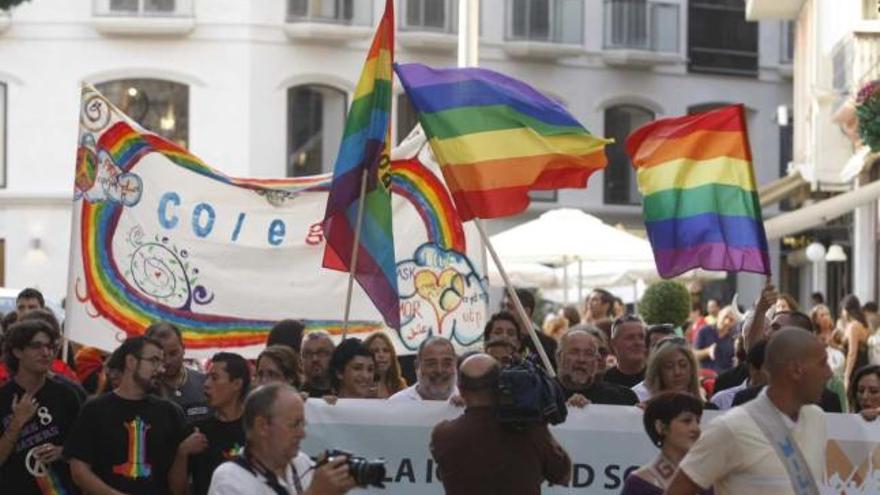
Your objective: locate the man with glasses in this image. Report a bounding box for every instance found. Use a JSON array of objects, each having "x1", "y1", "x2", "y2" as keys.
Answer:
[
  {"x1": 65, "y1": 336, "x2": 187, "y2": 495},
  {"x1": 556, "y1": 329, "x2": 638, "y2": 408},
  {"x1": 300, "y1": 332, "x2": 335, "y2": 398},
  {"x1": 604, "y1": 315, "x2": 648, "y2": 388},
  {"x1": 0, "y1": 320, "x2": 81, "y2": 495},
  {"x1": 390, "y1": 337, "x2": 458, "y2": 401}
]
